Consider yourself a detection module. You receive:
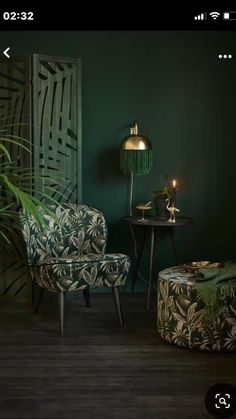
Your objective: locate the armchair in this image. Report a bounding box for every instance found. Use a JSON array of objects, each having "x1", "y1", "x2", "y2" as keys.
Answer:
[{"x1": 19, "y1": 203, "x2": 130, "y2": 335}]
